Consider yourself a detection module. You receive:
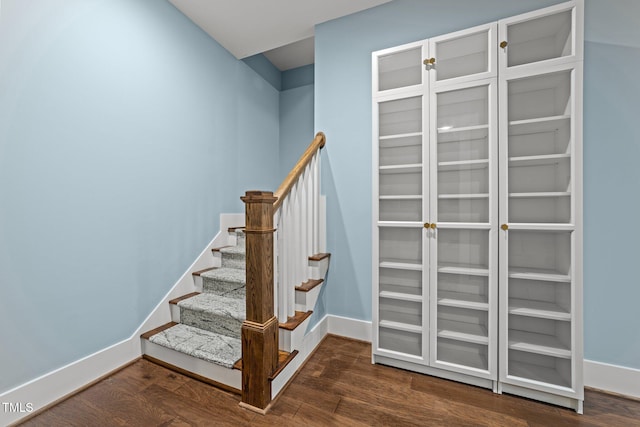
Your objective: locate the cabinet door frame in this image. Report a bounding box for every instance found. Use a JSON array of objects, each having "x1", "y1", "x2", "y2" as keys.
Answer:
[
  {"x1": 429, "y1": 22, "x2": 498, "y2": 89},
  {"x1": 498, "y1": 60, "x2": 583, "y2": 400},
  {"x1": 427, "y1": 77, "x2": 498, "y2": 380},
  {"x1": 498, "y1": 0, "x2": 584, "y2": 76},
  {"x1": 372, "y1": 42, "x2": 431, "y2": 363}
]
